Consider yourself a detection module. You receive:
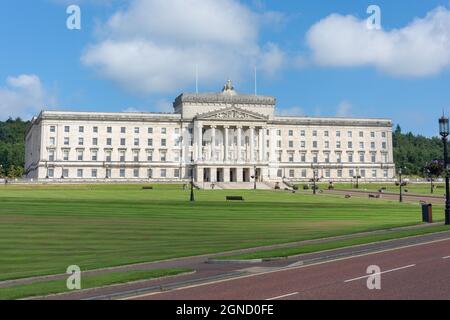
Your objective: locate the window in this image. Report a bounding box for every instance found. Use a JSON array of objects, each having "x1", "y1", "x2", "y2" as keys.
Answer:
[
  {"x1": 119, "y1": 151, "x2": 126, "y2": 162},
  {"x1": 121, "y1": 127, "x2": 126, "y2": 134},
  {"x1": 300, "y1": 130, "x2": 305, "y2": 137},
  {"x1": 107, "y1": 127, "x2": 112, "y2": 133},
  {"x1": 277, "y1": 151, "x2": 282, "y2": 162},
  {"x1": 50, "y1": 126, "x2": 56, "y2": 133},
  {"x1": 105, "y1": 150, "x2": 112, "y2": 162},
  {"x1": 336, "y1": 153, "x2": 342, "y2": 163},
  {"x1": 78, "y1": 137, "x2": 84, "y2": 146},
  {"x1": 325, "y1": 170, "x2": 330, "y2": 178},
  {"x1": 371, "y1": 132, "x2": 375, "y2": 138},
  {"x1": 277, "y1": 130, "x2": 281, "y2": 136},
  {"x1": 147, "y1": 151, "x2": 153, "y2": 161},
  {"x1": 348, "y1": 153, "x2": 353, "y2": 163},
  {"x1": 93, "y1": 127, "x2": 98, "y2": 133},
  {"x1": 133, "y1": 168, "x2": 139, "y2": 178},
  {"x1": 148, "y1": 128, "x2": 153, "y2": 134},
  {"x1": 384, "y1": 169, "x2": 388, "y2": 178},
  {"x1": 160, "y1": 169, "x2": 167, "y2": 178},
  {"x1": 64, "y1": 126, "x2": 70, "y2": 133},
  {"x1": 134, "y1": 138, "x2": 139, "y2": 146},
  {"x1": 174, "y1": 169, "x2": 180, "y2": 178},
  {"x1": 382, "y1": 153, "x2": 388, "y2": 163},
  {"x1": 324, "y1": 141, "x2": 329, "y2": 149},
  {"x1": 361, "y1": 170, "x2": 366, "y2": 178},
  {"x1": 63, "y1": 150, "x2": 69, "y2": 161},
  {"x1": 120, "y1": 138, "x2": 126, "y2": 146},
  {"x1": 371, "y1": 142, "x2": 375, "y2": 149},
  {"x1": 92, "y1": 138, "x2": 98, "y2": 146},
  {"x1": 161, "y1": 139, "x2": 167, "y2": 147},
  {"x1": 174, "y1": 151, "x2": 180, "y2": 162},
  {"x1": 160, "y1": 151, "x2": 167, "y2": 162},
  {"x1": 372, "y1": 169, "x2": 377, "y2": 178},
  {"x1": 48, "y1": 150, "x2": 55, "y2": 161},
  {"x1": 289, "y1": 169, "x2": 295, "y2": 178},
  {"x1": 382, "y1": 132, "x2": 387, "y2": 138},
  {"x1": 106, "y1": 168, "x2": 111, "y2": 178},
  {"x1": 49, "y1": 137, "x2": 55, "y2": 146},
  {"x1": 382, "y1": 142, "x2": 387, "y2": 149},
  {"x1": 277, "y1": 169, "x2": 283, "y2": 178},
  {"x1": 77, "y1": 150, "x2": 84, "y2": 161},
  {"x1": 359, "y1": 142, "x2": 364, "y2": 149},
  {"x1": 300, "y1": 153, "x2": 306, "y2": 162},
  {"x1": 148, "y1": 139, "x2": 153, "y2": 147},
  {"x1": 371, "y1": 153, "x2": 376, "y2": 163},
  {"x1": 324, "y1": 153, "x2": 330, "y2": 163},
  {"x1": 348, "y1": 131, "x2": 352, "y2": 138},
  {"x1": 312, "y1": 153, "x2": 318, "y2": 163},
  {"x1": 313, "y1": 141, "x2": 318, "y2": 148},
  {"x1": 91, "y1": 150, "x2": 98, "y2": 161},
  {"x1": 359, "y1": 153, "x2": 365, "y2": 162},
  {"x1": 120, "y1": 169, "x2": 125, "y2": 178},
  {"x1": 348, "y1": 141, "x2": 353, "y2": 149},
  {"x1": 312, "y1": 130, "x2": 317, "y2": 137},
  {"x1": 48, "y1": 168, "x2": 54, "y2": 178},
  {"x1": 79, "y1": 126, "x2": 84, "y2": 133},
  {"x1": 288, "y1": 141, "x2": 294, "y2": 148},
  {"x1": 300, "y1": 141, "x2": 306, "y2": 148},
  {"x1": 107, "y1": 138, "x2": 112, "y2": 146},
  {"x1": 288, "y1": 153, "x2": 294, "y2": 162},
  {"x1": 133, "y1": 150, "x2": 139, "y2": 162},
  {"x1": 359, "y1": 131, "x2": 364, "y2": 138},
  {"x1": 301, "y1": 169, "x2": 307, "y2": 178},
  {"x1": 288, "y1": 130, "x2": 293, "y2": 136},
  {"x1": 336, "y1": 141, "x2": 341, "y2": 149},
  {"x1": 148, "y1": 169, "x2": 153, "y2": 178},
  {"x1": 336, "y1": 131, "x2": 341, "y2": 137},
  {"x1": 324, "y1": 131, "x2": 329, "y2": 137},
  {"x1": 62, "y1": 169, "x2": 69, "y2": 178},
  {"x1": 277, "y1": 141, "x2": 281, "y2": 148},
  {"x1": 175, "y1": 128, "x2": 180, "y2": 135},
  {"x1": 349, "y1": 169, "x2": 354, "y2": 178},
  {"x1": 161, "y1": 128, "x2": 167, "y2": 134},
  {"x1": 337, "y1": 169, "x2": 343, "y2": 178},
  {"x1": 134, "y1": 127, "x2": 140, "y2": 134},
  {"x1": 91, "y1": 169, "x2": 97, "y2": 178},
  {"x1": 77, "y1": 169, "x2": 83, "y2": 178}
]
